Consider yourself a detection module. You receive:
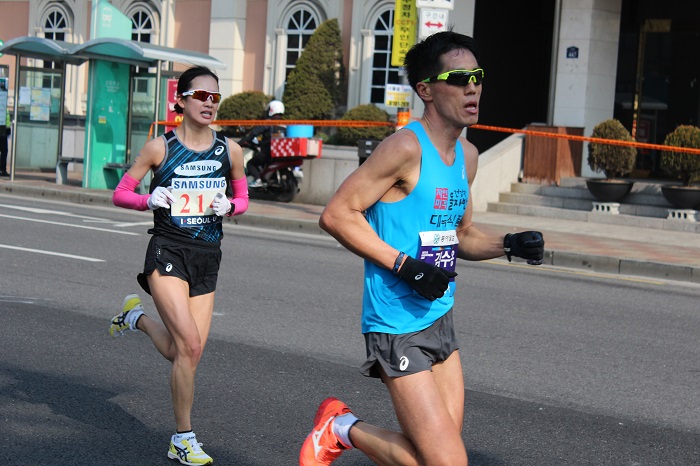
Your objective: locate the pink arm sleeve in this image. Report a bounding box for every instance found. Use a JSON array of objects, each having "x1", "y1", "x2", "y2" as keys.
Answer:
[
  {"x1": 229, "y1": 177, "x2": 249, "y2": 216},
  {"x1": 113, "y1": 172, "x2": 150, "y2": 211}
]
